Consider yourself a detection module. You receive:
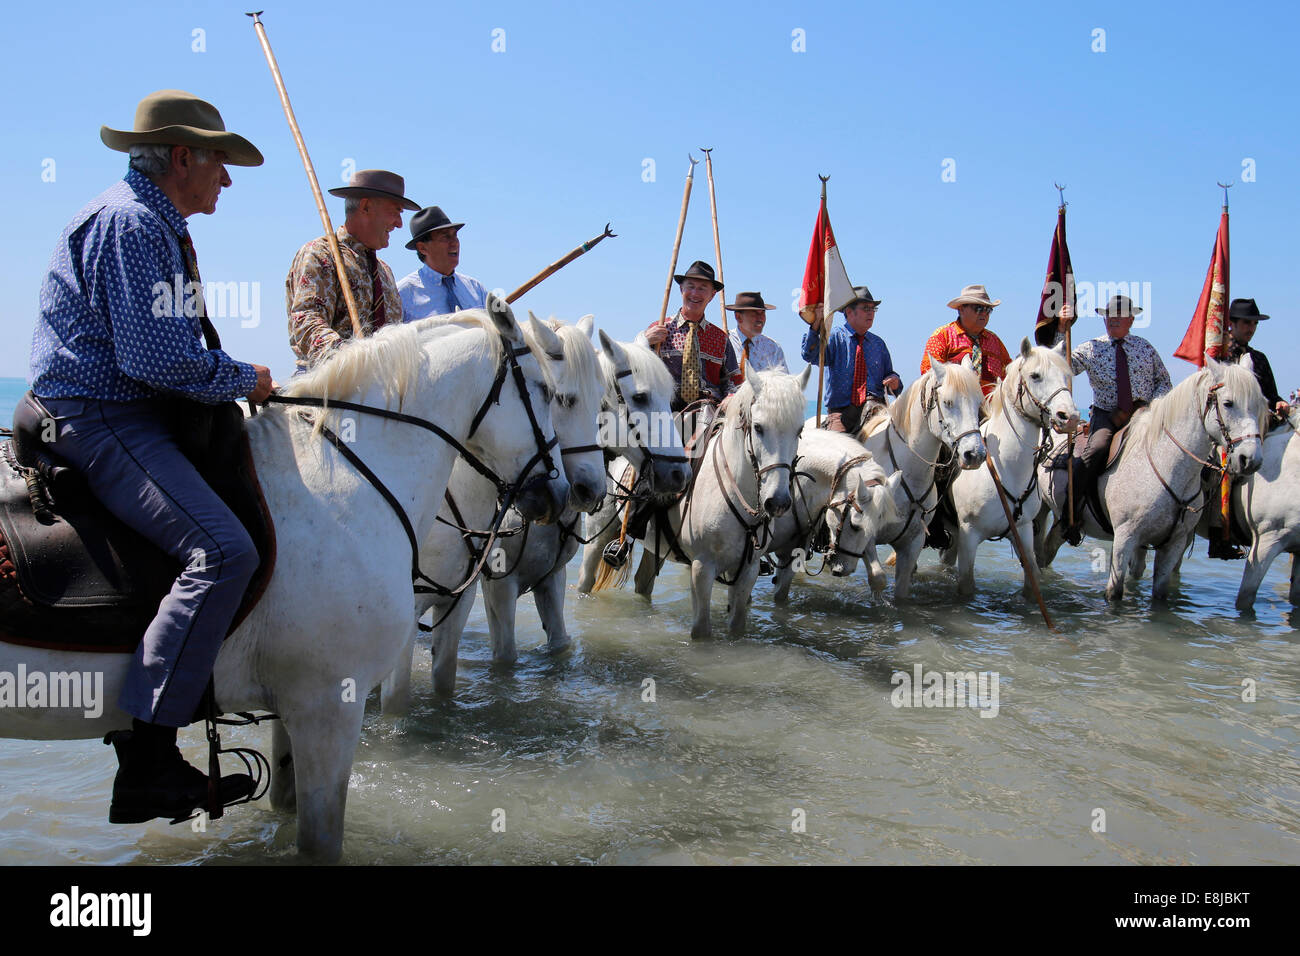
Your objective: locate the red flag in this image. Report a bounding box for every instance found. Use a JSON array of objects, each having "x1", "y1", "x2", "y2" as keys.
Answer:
[
  {"x1": 1034, "y1": 206, "x2": 1076, "y2": 347},
  {"x1": 798, "y1": 193, "x2": 854, "y2": 328},
  {"x1": 1174, "y1": 207, "x2": 1230, "y2": 367}
]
